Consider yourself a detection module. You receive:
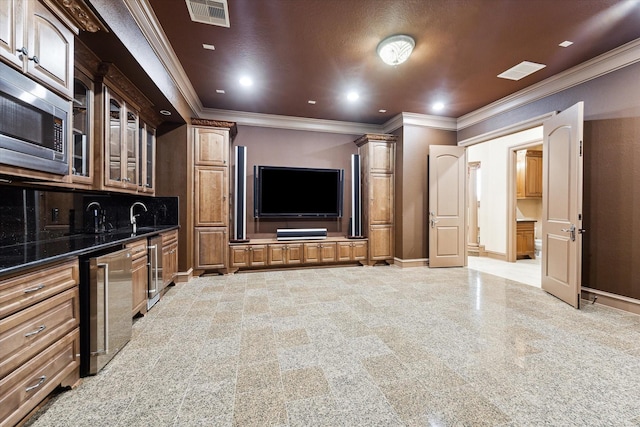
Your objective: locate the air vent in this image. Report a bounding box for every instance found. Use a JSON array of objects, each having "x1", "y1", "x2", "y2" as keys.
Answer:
[
  {"x1": 185, "y1": 0, "x2": 230, "y2": 28},
  {"x1": 497, "y1": 61, "x2": 546, "y2": 81}
]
